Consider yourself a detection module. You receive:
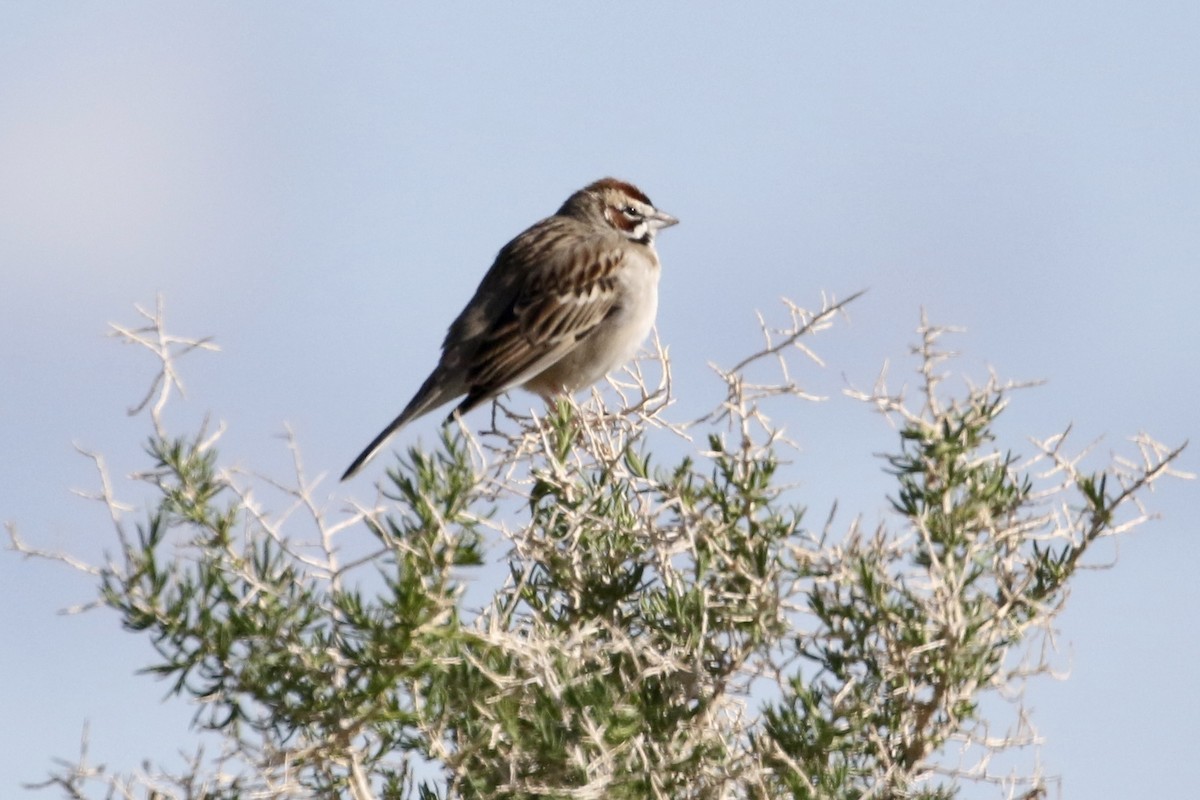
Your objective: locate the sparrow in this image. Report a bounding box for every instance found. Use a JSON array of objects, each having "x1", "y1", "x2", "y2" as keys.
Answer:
[{"x1": 341, "y1": 177, "x2": 678, "y2": 480}]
